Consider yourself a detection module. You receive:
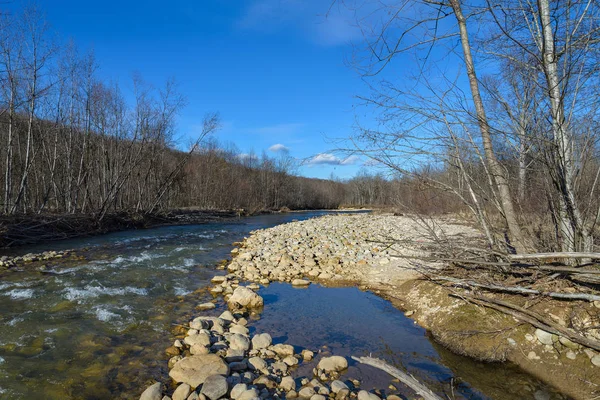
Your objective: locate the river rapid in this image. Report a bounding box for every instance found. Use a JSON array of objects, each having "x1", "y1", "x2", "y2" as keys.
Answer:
[{"x1": 0, "y1": 211, "x2": 564, "y2": 399}]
